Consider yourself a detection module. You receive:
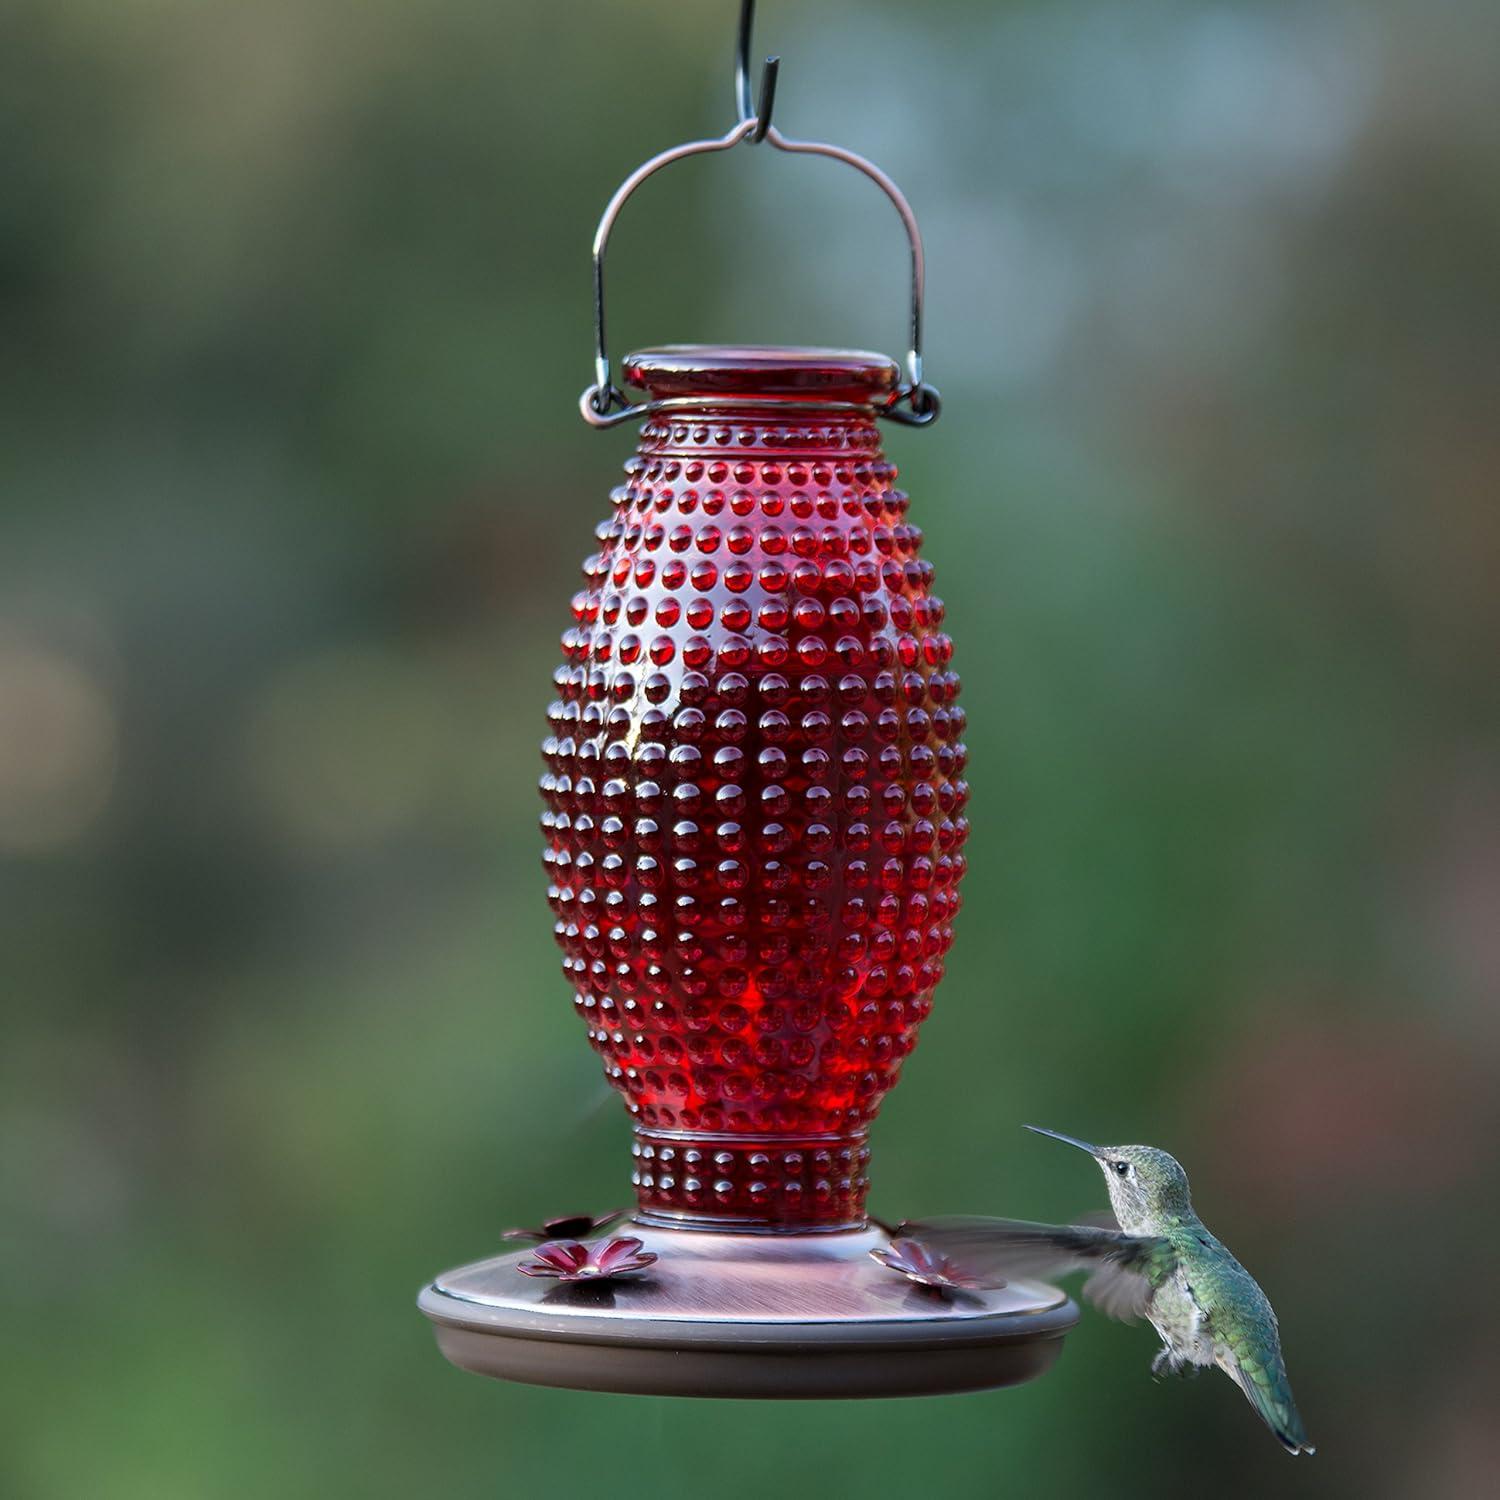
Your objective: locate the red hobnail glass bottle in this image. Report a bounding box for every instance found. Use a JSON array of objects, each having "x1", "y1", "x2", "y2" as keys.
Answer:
[{"x1": 541, "y1": 346, "x2": 967, "y2": 1230}]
